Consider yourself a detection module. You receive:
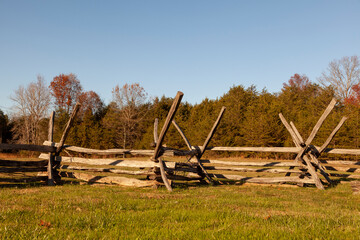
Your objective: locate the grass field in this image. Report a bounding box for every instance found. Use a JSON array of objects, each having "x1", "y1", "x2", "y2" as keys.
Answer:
[{"x1": 1, "y1": 182, "x2": 360, "y2": 239}]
